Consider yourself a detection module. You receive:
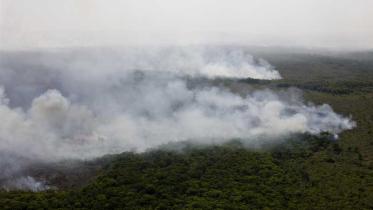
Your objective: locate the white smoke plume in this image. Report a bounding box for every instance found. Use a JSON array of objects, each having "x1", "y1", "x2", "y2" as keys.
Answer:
[
  {"x1": 110, "y1": 47, "x2": 281, "y2": 79},
  {"x1": 2, "y1": 176, "x2": 49, "y2": 192},
  {"x1": 0, "y1": 47, "x2": 355, "y2": 191}
]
